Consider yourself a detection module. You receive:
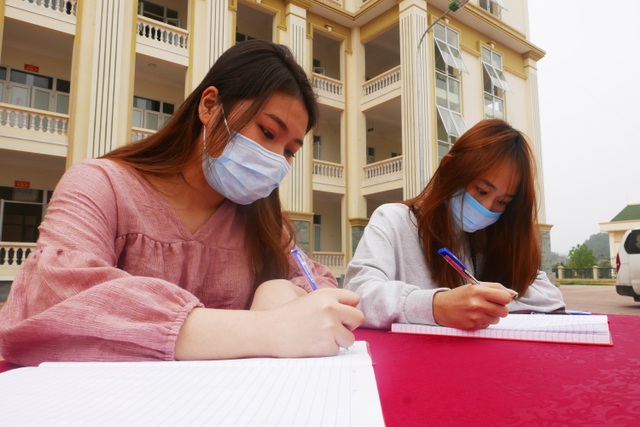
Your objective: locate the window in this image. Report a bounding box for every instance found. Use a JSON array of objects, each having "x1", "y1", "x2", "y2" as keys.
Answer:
[
  {"x1": 1, "y1": 67, "x2": 69, "y2": 116},
  {"x1": 479, "y1": 0, "x2": 506, "y2": 17},
  {"x1": 236, "y1": 32, "x2": 255, "y2": 43},
  {"x1": 0, "y1": 66, "x2": 6, "y2": 102},
  {"x1": 313, "y1": 135, "x2": 322, "y2": 160},
  {"x1": 434, "y1": 24, "x2": 468, "y2": 162},
  {"x1": 367, "y1": 146, "x2": 375, "y2": 164},
  {"x1": 624, "y1": 230, "x2": 640, "y2": 255},
  {"x1": 0, "y1": 186, "x2": 46, "y2": 243},
  {"x1": 482, "y1": 47, "x2": 510, "y2": 120},
  {"x1": 132, "y1": 96, "x2": 174, "y2": 131},
  {"x1": 313, "y1": 215, "x2": 321, "y2": 252},
  {"x1": 139, "y1": 1, "x2": 180, "y2": 26},
  {"x1": 55, "y1": 79, "x2": 70, "y2": 114}
]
